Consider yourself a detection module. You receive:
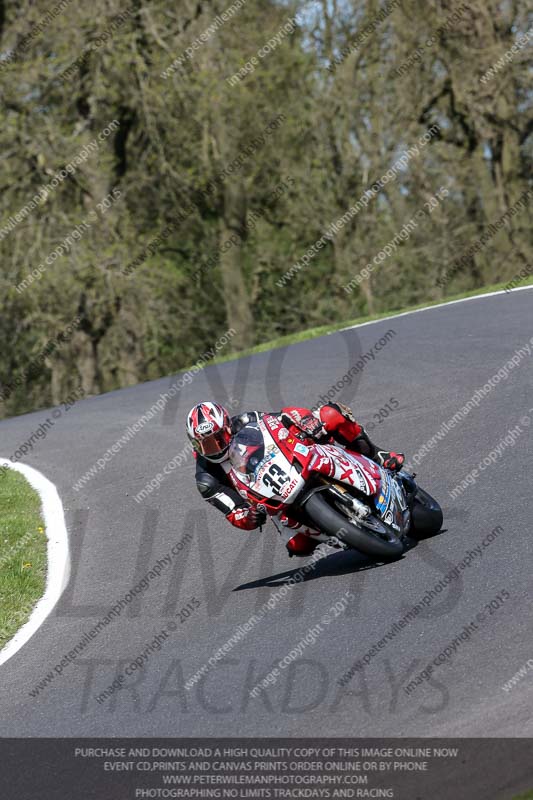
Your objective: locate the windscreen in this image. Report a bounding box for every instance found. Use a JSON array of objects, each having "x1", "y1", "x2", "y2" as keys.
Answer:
[{"x1": 228, "y1": 425, "x2": 265, "y2": 475}]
